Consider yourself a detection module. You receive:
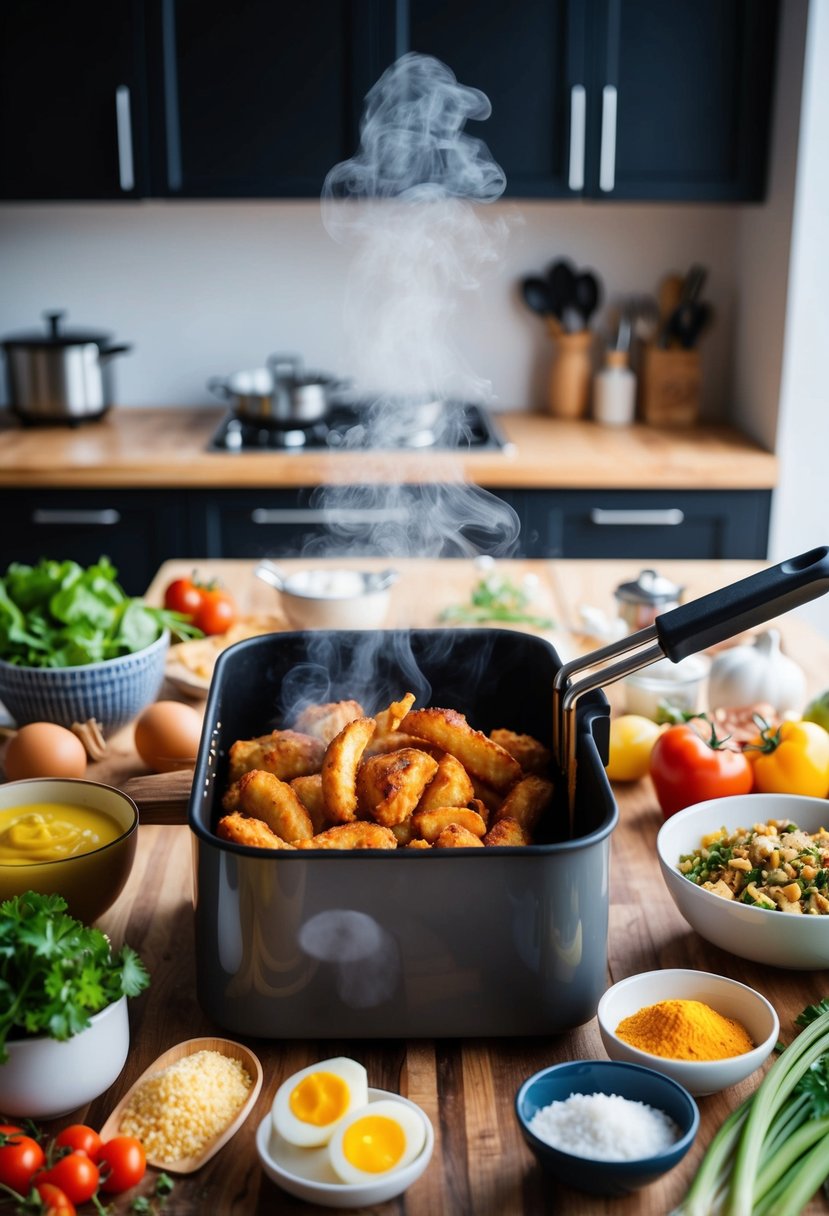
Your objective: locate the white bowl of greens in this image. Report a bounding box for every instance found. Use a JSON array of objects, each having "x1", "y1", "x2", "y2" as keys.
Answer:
[{"x1": 0, "y1": 557, "x2": 193, "y2": 733}]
